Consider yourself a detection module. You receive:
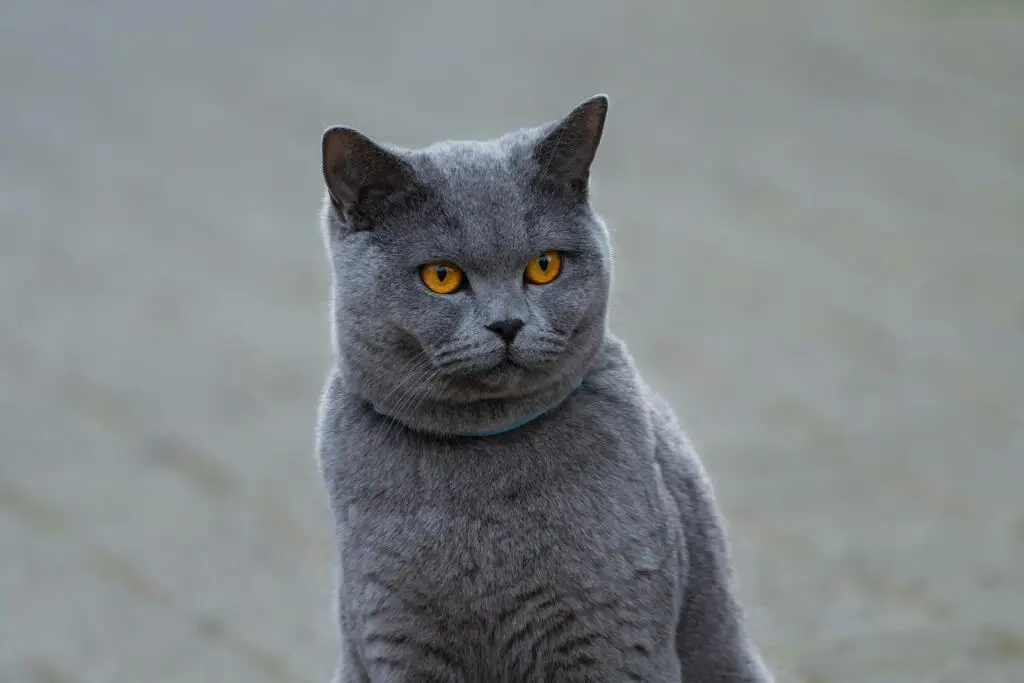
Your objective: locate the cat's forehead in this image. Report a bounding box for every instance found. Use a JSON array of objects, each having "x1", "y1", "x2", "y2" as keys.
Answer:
[
  {"x1": 379, "y1": 133, "x2": 586, "y2": 265},
  {"x1": 412, "y1": 135, "x2": 526, "y2": 190},
  {"x1": 411, "y1": 136, "x2": 533, "y2": 227}
]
